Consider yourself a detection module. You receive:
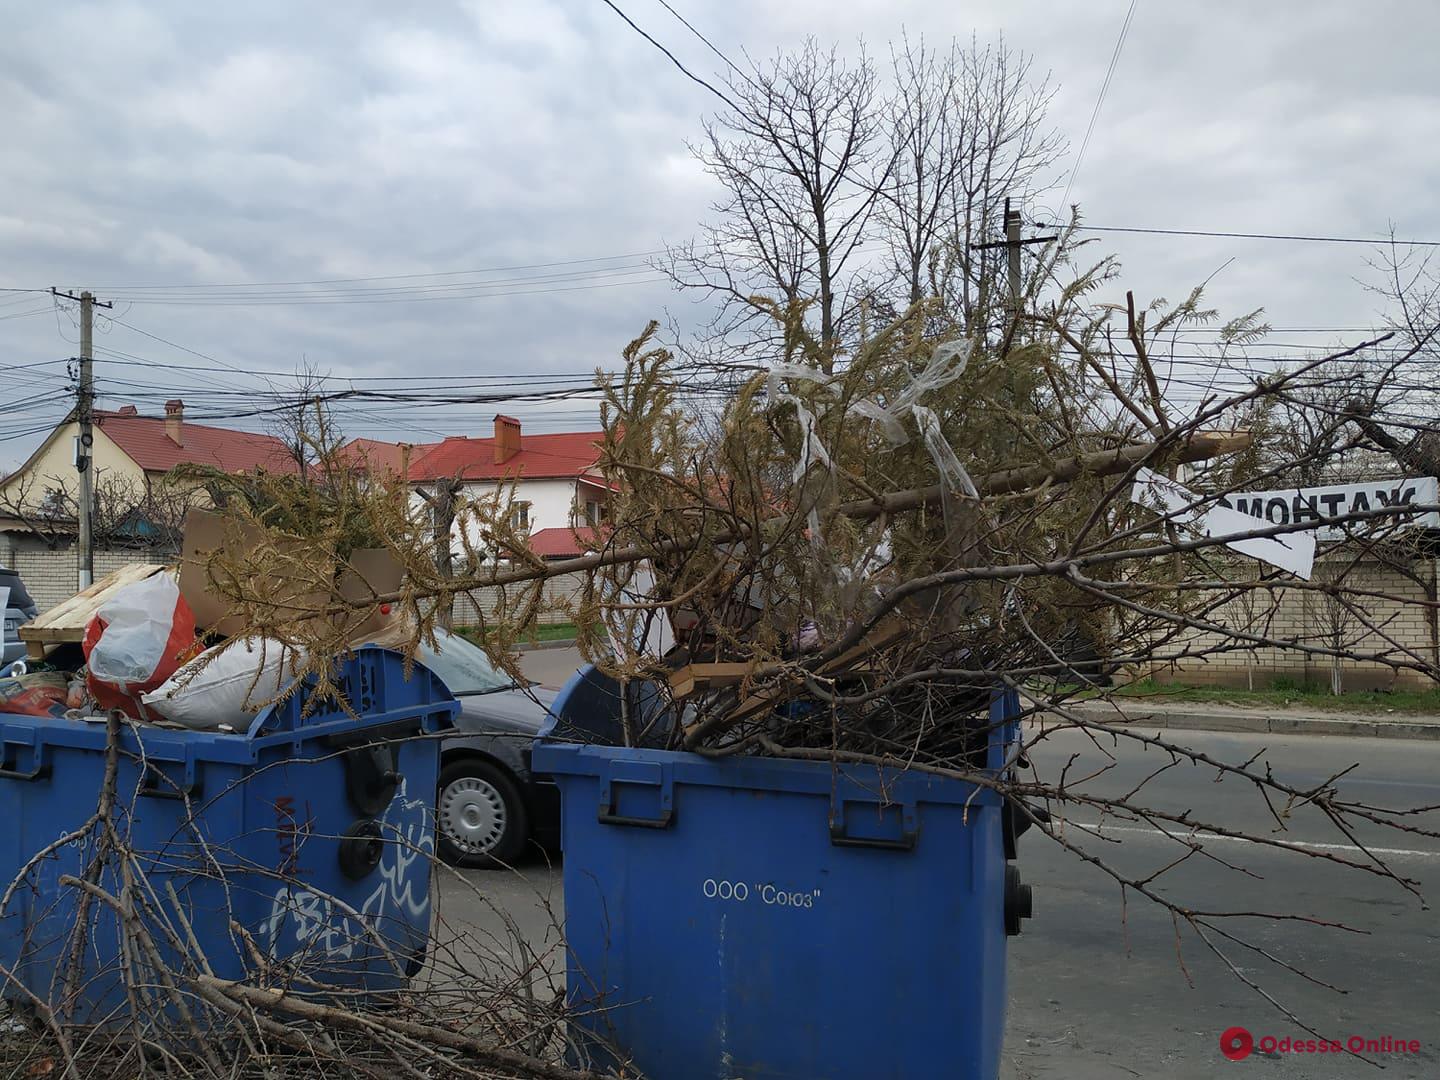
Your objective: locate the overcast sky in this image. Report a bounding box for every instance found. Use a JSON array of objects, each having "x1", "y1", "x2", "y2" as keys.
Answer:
[{"x1": 3, "y1": 1, "x2": 1438, "y2": 469}]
